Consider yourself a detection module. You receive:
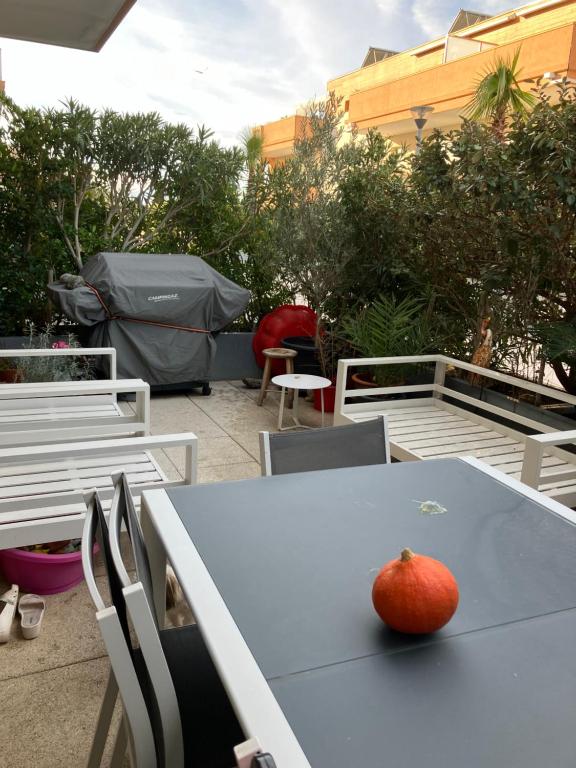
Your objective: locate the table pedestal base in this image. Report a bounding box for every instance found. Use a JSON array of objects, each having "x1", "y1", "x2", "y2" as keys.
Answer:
[{"x1": 278, "y1": 387, "x2": 324, "y2": 431}]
